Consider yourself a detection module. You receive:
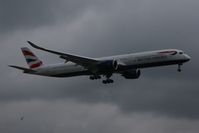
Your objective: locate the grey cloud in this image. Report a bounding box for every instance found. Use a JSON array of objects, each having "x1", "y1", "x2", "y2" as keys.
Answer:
[
  {"x1": 1, "y1": 72, "x2": 199, "y2": 119},
  {"x1": 0, "y1": 0, "x2": 55, "y2": 33},
  {"x1": 1, "y1": 0, "x2": 199, "y2": 132},
  {"x1": 1, "y1": 101, "x2": 199, "y2": 133},
  {"x1": 0, "y1": 0, "x2": 106, "y2": 34}
]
